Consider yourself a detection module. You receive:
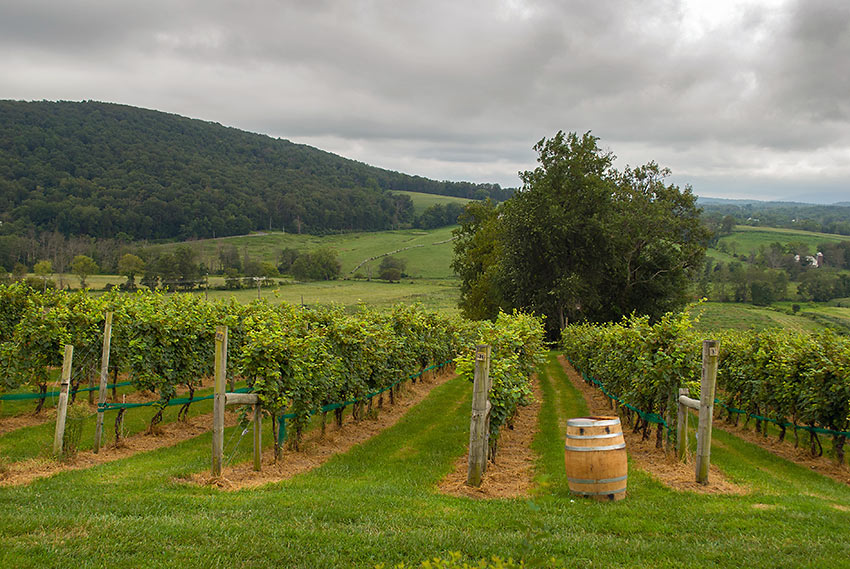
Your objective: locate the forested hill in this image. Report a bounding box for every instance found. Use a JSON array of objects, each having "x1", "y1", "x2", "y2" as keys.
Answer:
[{"x1": 0, "y1": 100, "x2": 511, "y2": 240}]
